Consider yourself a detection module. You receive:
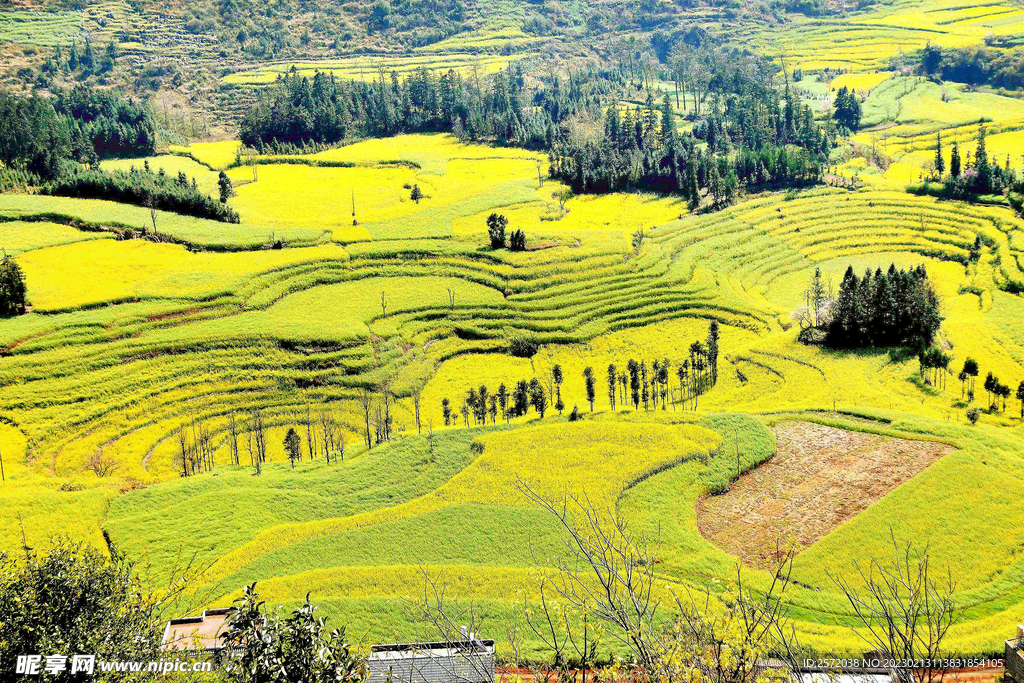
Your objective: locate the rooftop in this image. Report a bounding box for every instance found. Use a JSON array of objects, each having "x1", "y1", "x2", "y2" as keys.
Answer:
[{"x1": 162, "y1": 608, "x2": 231, "y2": 652}]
